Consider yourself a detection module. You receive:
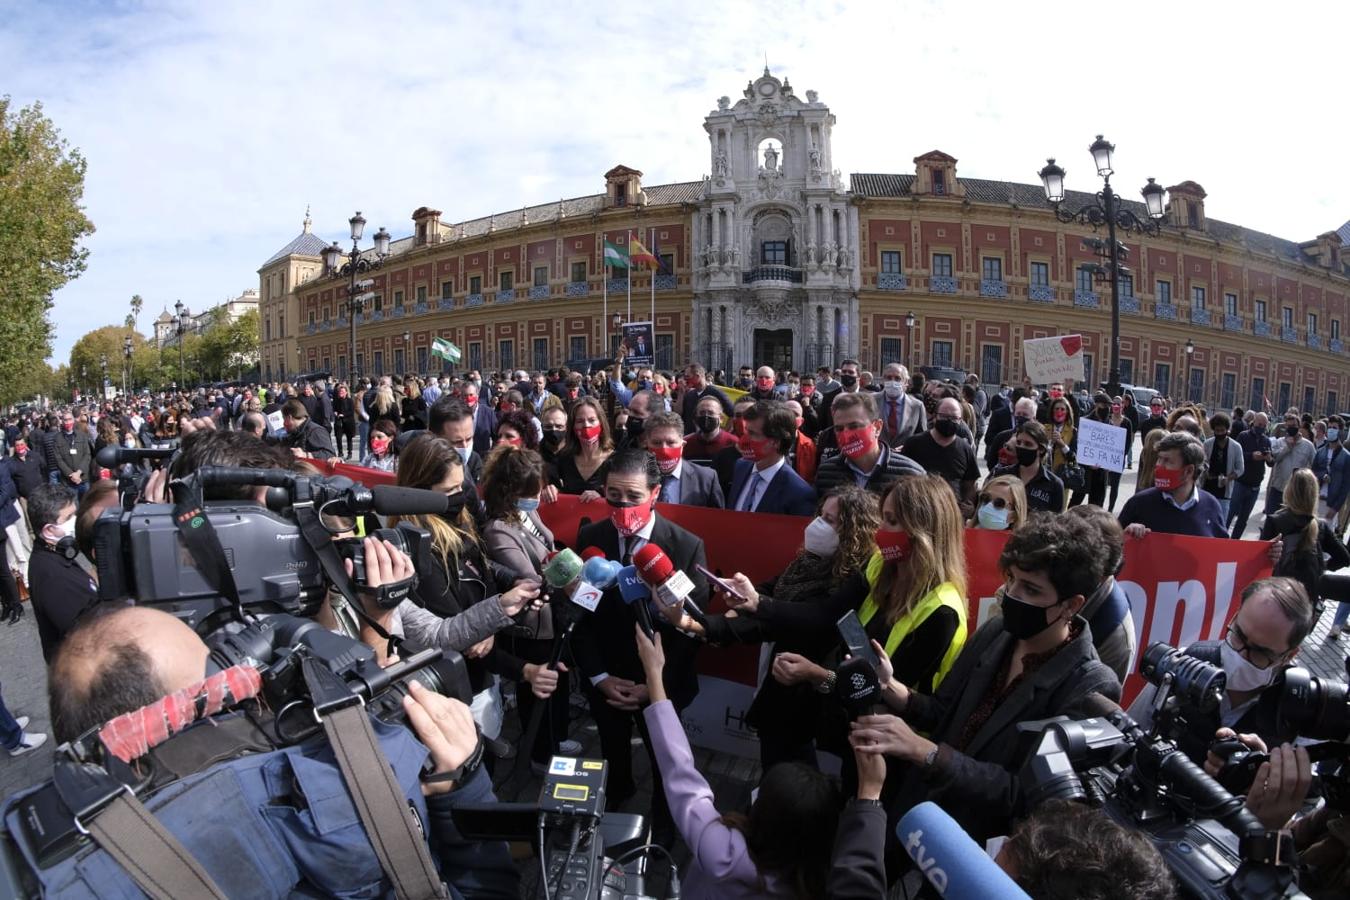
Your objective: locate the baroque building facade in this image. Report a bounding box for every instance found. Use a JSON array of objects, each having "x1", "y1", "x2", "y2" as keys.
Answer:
[{"x1": 261, "y1": 69, "x2": 1350, "y2": 415}]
